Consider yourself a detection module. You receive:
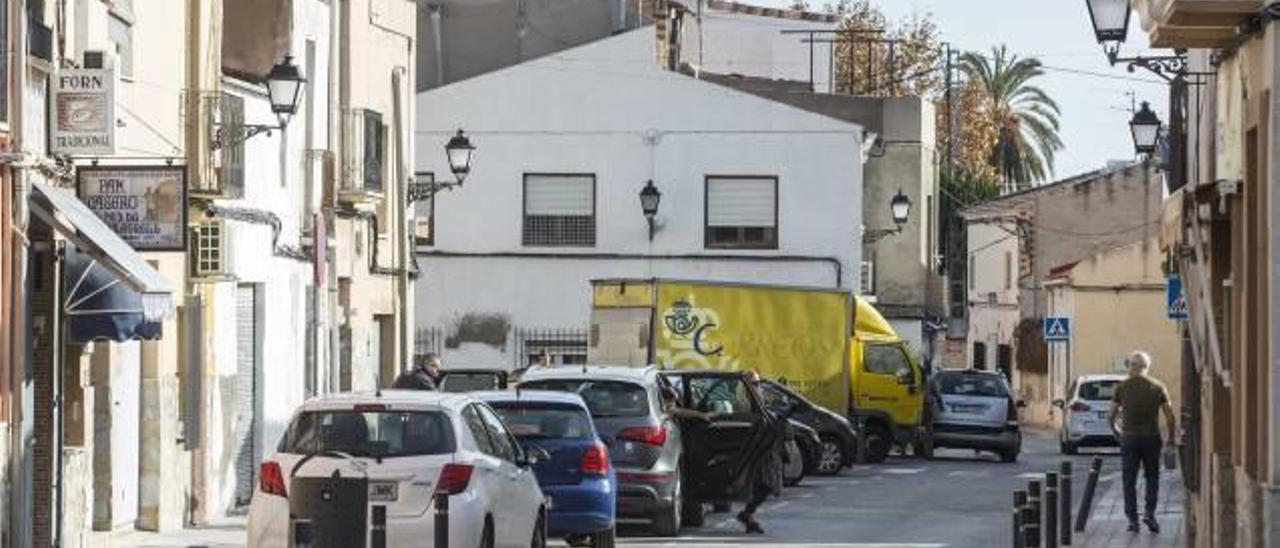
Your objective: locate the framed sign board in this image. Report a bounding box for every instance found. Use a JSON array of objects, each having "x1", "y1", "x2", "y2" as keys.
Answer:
[{"x1": 77, "y1": 165, "x2": 187, "y2": 251}]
